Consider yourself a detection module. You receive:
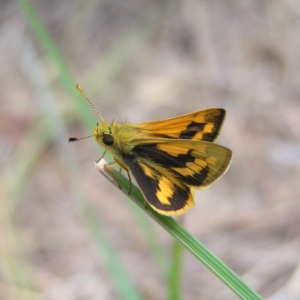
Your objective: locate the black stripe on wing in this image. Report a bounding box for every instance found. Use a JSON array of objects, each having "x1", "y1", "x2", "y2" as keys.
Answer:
[
  {"x1": 179, "y1": 109, "x2": 226, "y2": 141},
  {"x1": 178, "y1": 109, "x2": 226, "y2": 141},
  {"x1": 123, "y1": 155, "x2": 194, "y2": 214},
  {"x1": 132, "y1": 144, "x2": 209, "y2": 186},
  {"x1": 178, "y1": 121, "x2": 206, "y2": 139}
]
